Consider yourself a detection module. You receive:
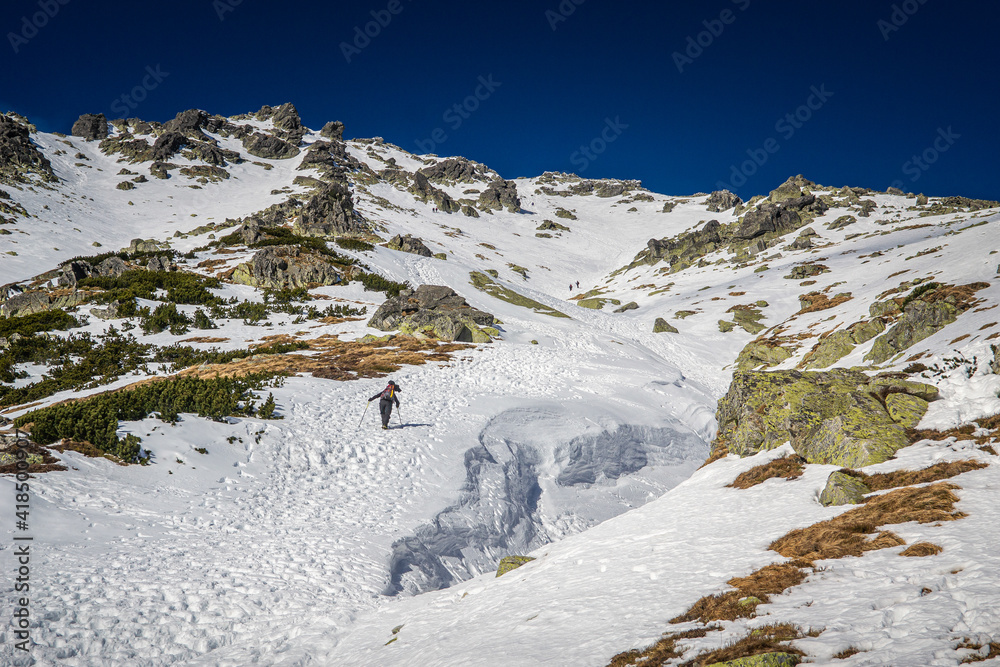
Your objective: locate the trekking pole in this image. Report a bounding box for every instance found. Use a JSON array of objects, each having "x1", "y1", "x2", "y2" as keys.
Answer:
[
  {"x1": 358, "y1": 401, "x2": 370, "y2": 428},
  {"x1": 397, "y1": 407, "x2": 403, "y2": 427}
]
